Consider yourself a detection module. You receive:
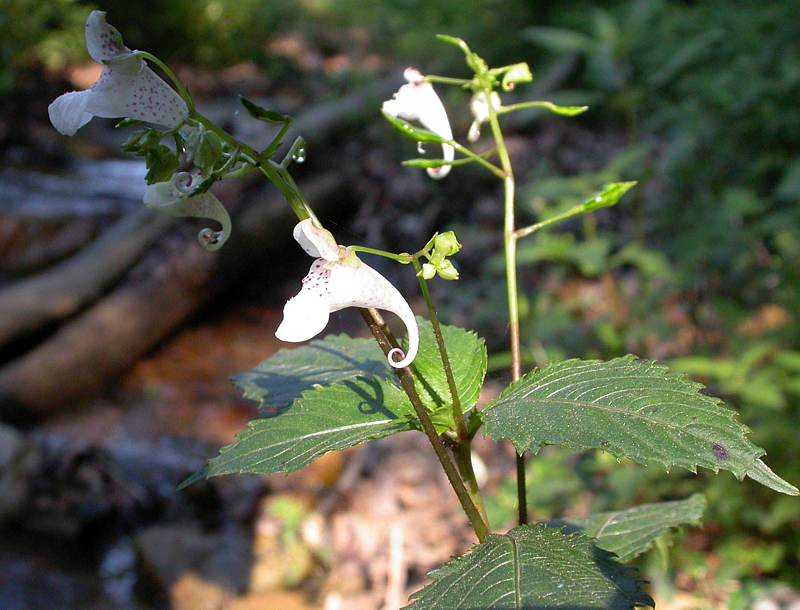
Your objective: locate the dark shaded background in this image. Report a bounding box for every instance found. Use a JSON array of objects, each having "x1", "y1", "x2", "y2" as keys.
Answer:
[{"x1": 1, "y1": 1, "x2": 798, "y2": 608}]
